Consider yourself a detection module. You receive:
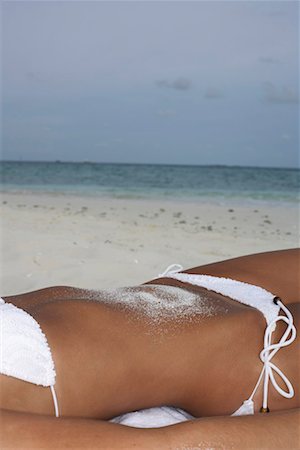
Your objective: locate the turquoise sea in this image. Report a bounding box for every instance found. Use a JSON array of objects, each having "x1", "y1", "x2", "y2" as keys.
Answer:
[{"x1": 0, "y1": 161, "x2": 299, "y2": 206}]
